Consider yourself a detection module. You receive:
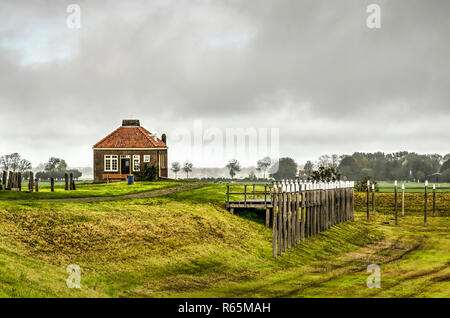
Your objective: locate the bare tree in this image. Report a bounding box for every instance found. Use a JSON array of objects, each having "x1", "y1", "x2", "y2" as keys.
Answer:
[
  {"x1": 0, "y1": 153, "x2": 32, "y2": 172},
  {"x1": 182, "y1": 161, "x2": 193, "y2": 178},
  {"x1": 226, "y1": 159, "x2": 241, "y2": 179},
  {"x1": 171, "y1": 162, "x2": 181, "y2": 179},
  {"x1": 256, "y1": 156, "x2": 271, "y2": 178}
]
